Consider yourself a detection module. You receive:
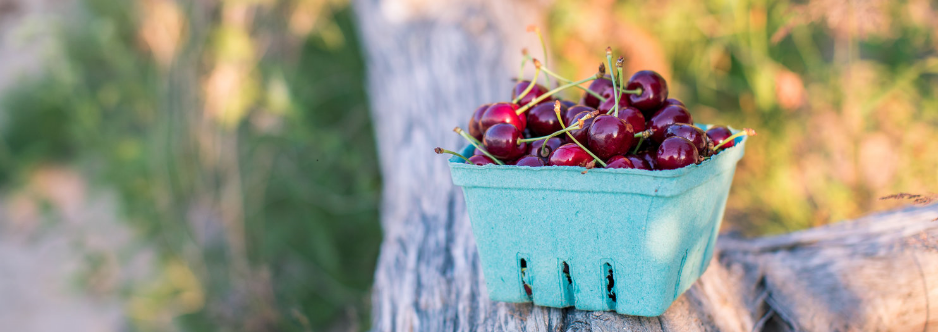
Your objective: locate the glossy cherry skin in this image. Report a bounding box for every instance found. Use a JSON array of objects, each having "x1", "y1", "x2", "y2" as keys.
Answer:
[
  {"x1": 469, "y1": 103, "x2": 491, "y2": 140},
  {"x1": 563, "y1": 105, "x2": 595, "y2": 127},
  {"x1": 566, "y1": 110, "x2": 596, "y2": 145},
  {"x1": 515, "y1": 155, "x2": 546, "y2": 167},
  {"x1": 626, "y1": 70, "x2": 669, "y2": 116},
  {"x1": 548, "y1": 143, "x2": 593, "y2": 167},
  {"x1": 467, "y1": 155, "x2": 496, "y2": 165},
  {"x1": 528, "y1": 137, "x2": 562, "y2": 158},
  {"x1": 597, "y1": 89, "x2": 631, "y2": 114},
  {"x1": 483, "y1": 124, "x2": 525, "y2": 159},
  {"x1": 656, "y1": 136, "x2": 699, "y2": 170},
  {"x1": 587, "y1": 115, "x2": 635, "y2": 159},
  {"x1": 554, "y1": 100, "x2": 577, "y2": 124},
  {"x1": 638, "y1": 149, "x2": 658, "y2": 168},
  {"x1": 605, "y1": 155, "x2": 635, "y2": 169},
  {"x1": 648, "y1": 105, "x2": 693, "y2": 143},
  {"x1": 625, "y1": 155, "x2": 652, "y2": 170},
  {"x1": 580, "y1": 76, "x2": 613, "y2": 108},
  {"x1": 664, "y1": 123, "x2": 709, "y2": 155},
  {"x1": 663, "y1": 98, "x2": 685, "y2": 108},
  {"x1": 479, "y1": 102, "x2": 525, "y2": 134},
  {"x1": 512, "y1": 80, "x2": 552, "y2": 107},
  {"x1": 615, "y1": 106, "x2": 645, "y2": 132},
  {"x1": 555, "y1": 100, "x2": 576, "y2": 123},
  {"x1": 600, "y1": 84, "x2": 617, "y2": 99},
  {"x1": 706, "y1": 126, "x2": 735, "y2": 151},
  {"x1": 526, "y1": 102, "x2": 565, "y2": 136}
]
